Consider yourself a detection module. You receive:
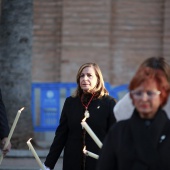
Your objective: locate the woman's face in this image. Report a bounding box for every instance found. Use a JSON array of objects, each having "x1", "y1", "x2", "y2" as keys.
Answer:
[
  {"x1": 79, "y1": 66, "x2": 98, "y2": 93},
  {"x1": 131, "y1": 80, "x2": 162, "y2": 119}
]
